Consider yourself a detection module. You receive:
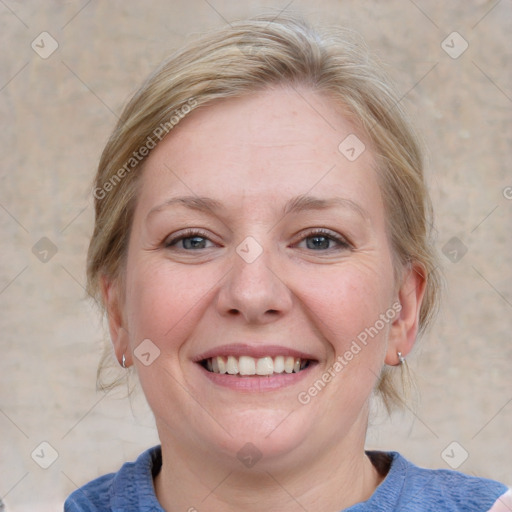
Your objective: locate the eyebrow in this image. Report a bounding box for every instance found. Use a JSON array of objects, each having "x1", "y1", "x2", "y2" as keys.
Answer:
[
  {"x1": 147, "y1": 196, "x2": 224, "y2": 219},
  {"x1": 283, "y1": 195, "x2": 369, "y2": 219},
  {"x1": 147, "y1": 194, "x2": 368, "y2": 220}
]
